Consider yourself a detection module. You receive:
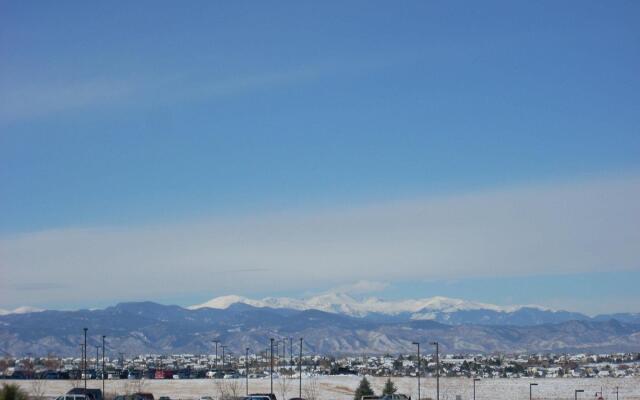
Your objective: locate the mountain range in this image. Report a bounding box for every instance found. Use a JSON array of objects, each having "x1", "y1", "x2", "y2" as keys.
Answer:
[
  {"x1": 1, "y1": 295, "x2": 639, "y2": 356},
  {"x1": 189, "y1": 293, "x2": 640, "y2": 326}
]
